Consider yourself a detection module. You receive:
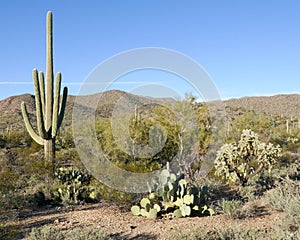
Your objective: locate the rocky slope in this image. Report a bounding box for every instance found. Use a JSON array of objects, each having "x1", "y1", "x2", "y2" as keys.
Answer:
[{"x1": 0, "y1": 91, "x2": 299, "y2": 133}]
